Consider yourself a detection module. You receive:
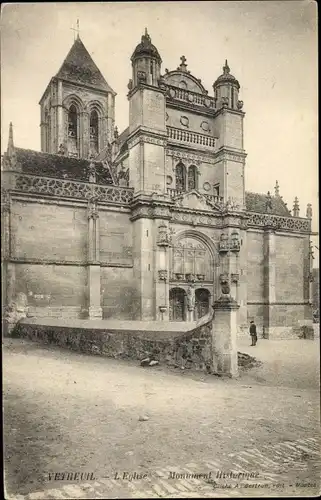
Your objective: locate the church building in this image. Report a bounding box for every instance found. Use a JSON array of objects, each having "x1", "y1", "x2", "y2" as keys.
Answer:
[{"x1": 2, "y1": 30, "x2": 314, "y2": 338}]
